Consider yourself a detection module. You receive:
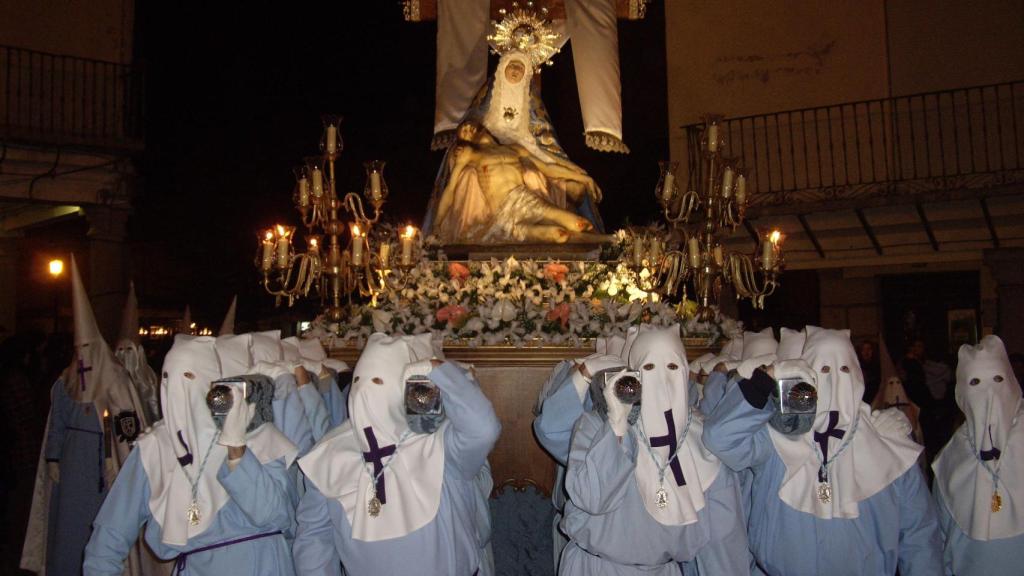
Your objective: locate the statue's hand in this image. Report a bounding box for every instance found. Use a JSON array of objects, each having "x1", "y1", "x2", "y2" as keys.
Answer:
[{"x1": 585, "y1": 177, "x2": 602, "y2": 203}]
